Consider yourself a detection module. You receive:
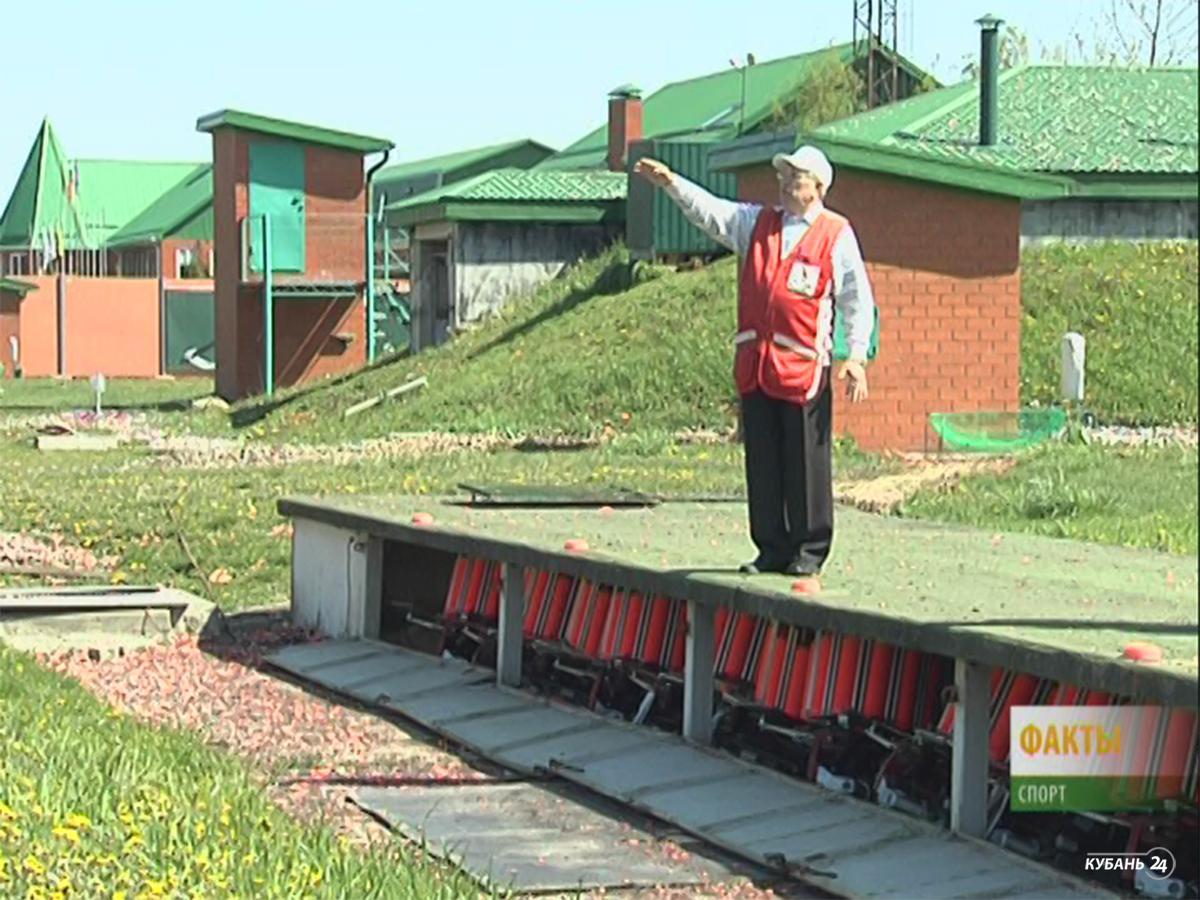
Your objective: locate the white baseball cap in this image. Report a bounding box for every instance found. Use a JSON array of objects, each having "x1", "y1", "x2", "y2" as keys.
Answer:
[{"x1": 772, "y1": 145, "x2": 834, "y2": 190}]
